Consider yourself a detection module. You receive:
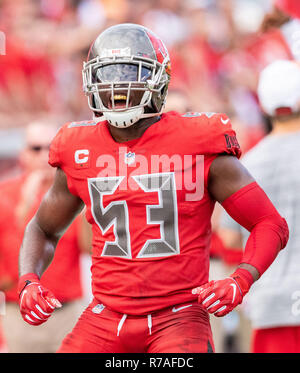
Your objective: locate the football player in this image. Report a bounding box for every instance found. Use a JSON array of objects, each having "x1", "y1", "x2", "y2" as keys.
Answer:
[{"x1": 17, "y1": 24, "x2": 289, "y2": 353}]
